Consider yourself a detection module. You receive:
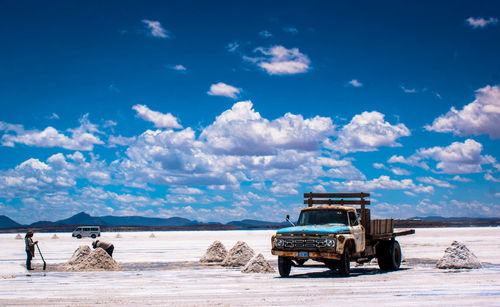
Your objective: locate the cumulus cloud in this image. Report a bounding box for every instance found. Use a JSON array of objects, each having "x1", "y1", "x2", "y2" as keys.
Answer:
[
  {"x1": 330, "y1": 111, "x2": 410, "y2": 153},
  {"x1": 425, "y1": 85, "x2": 500, "y2": 139},
  {"x1": 226, "y1": 41, "x2": 239, "y2": 53},
  {"x1": 389, "y1": 139, "x2": 496, "y2": 174},
  {"x1": 401, "y1": 86, "x2": 417, "y2": 93},
  {"x1": 0, "y1": 114, "x2": 104, "y2": 151},
  {"x1": 466, "y1": 17, "x2": 498, "y2": 28},
  {"x1": 141, "y1": 19, "x2": 169, "y2": 38},
  {"x1": 172, "y1": 64, "x2": 187, "y2": 71},
  {"x1": 132, "y1": 104, "x2": 182, "y2": 129},
  {"x1": 245, "y1": 45, "x2": 311, "y2": 75},
  {"x1": 283, "y1": 26, "x2": 298, "y2": 34},
  {"x1": 200, "y1": 100, "x2": 334, "y2": 155},
  {"x1": 259, "y1": 30, "x2": 272, "y2": 38},
  {"x1": 207, "y1": 82, "x2": 241, "y2": 99},
  {"x1": 348, "y1": 79, "x2": 363, "y2": 87},
  {"x1": 416, "y1": 177, "x2": 455, "y2": 188},
  {"x1": 328, "y1": 175, "x2": 434, "y2": 194}
]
